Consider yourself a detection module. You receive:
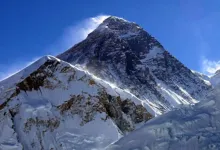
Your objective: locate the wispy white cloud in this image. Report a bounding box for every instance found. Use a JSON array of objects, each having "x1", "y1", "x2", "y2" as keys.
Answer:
[
  {"x1": 0, "y1": 15, "x2": 109, "y2": 82},
  {"x1": 201, "y1": 57, "x2": 220, "y2": 76},
  {"x1": 47, "y1": 15, "x2": 109, "y2": 55},
  {"x1": 192, "y1": 23, "x2": 218, "y2": 76},
  {"x1": 189, "y1": 12, "x2": 220, "y2": 77}
]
